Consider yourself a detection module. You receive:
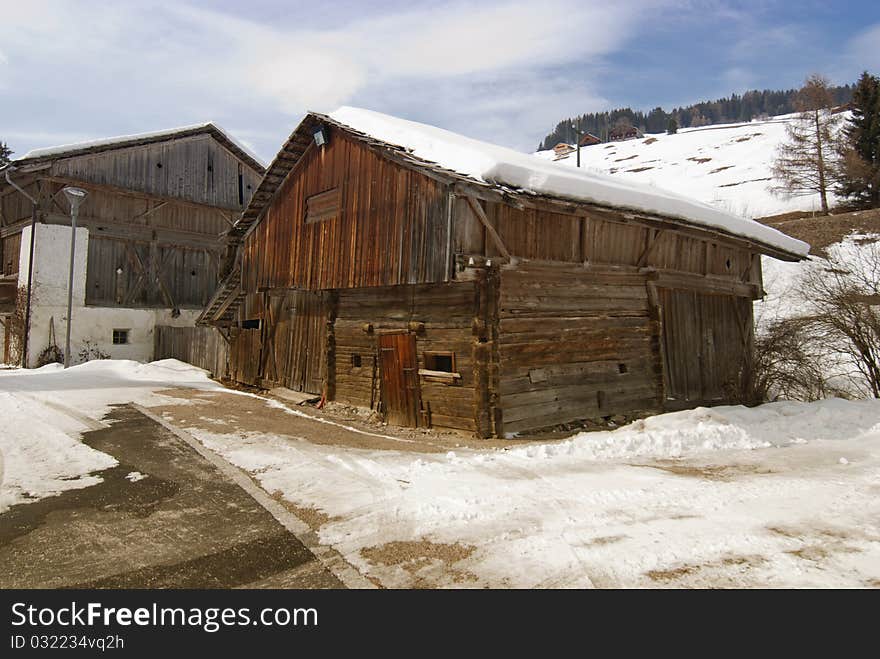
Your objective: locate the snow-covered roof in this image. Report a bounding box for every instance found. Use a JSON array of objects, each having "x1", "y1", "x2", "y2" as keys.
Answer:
[
  {"x1": 328, "y1": 107, "x2": 808, "y2": 258},
  {"x1": 14, "y1": 122, "x2": 265, "y2": 172}
]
